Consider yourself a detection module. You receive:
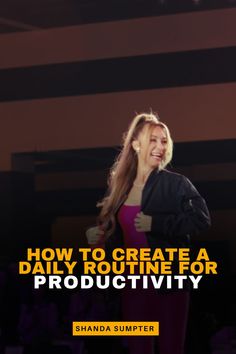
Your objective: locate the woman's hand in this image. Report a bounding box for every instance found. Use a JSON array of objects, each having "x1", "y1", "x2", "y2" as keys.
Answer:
[
  {"x1": 86, "y1": 226, "x2": 104, "y2": 245},
  {"x1": 134, "y1": 212, "x2": 152, "y2": 232}
]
